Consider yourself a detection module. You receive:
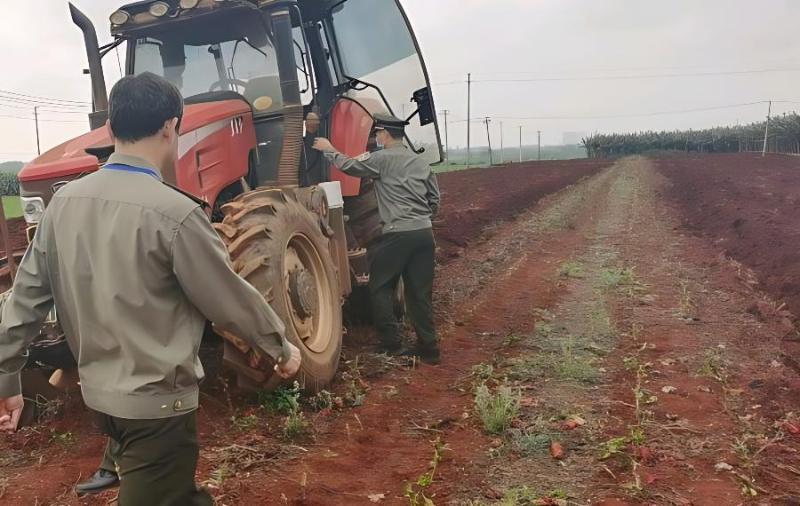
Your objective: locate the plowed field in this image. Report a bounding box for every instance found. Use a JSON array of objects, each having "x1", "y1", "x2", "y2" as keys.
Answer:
[
  {"x1": 656, "y1": 153, "x2": 800, "y2": 322},
  {"x1": 2, "y1": 156, "x2": 800, "y2": 505}
]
